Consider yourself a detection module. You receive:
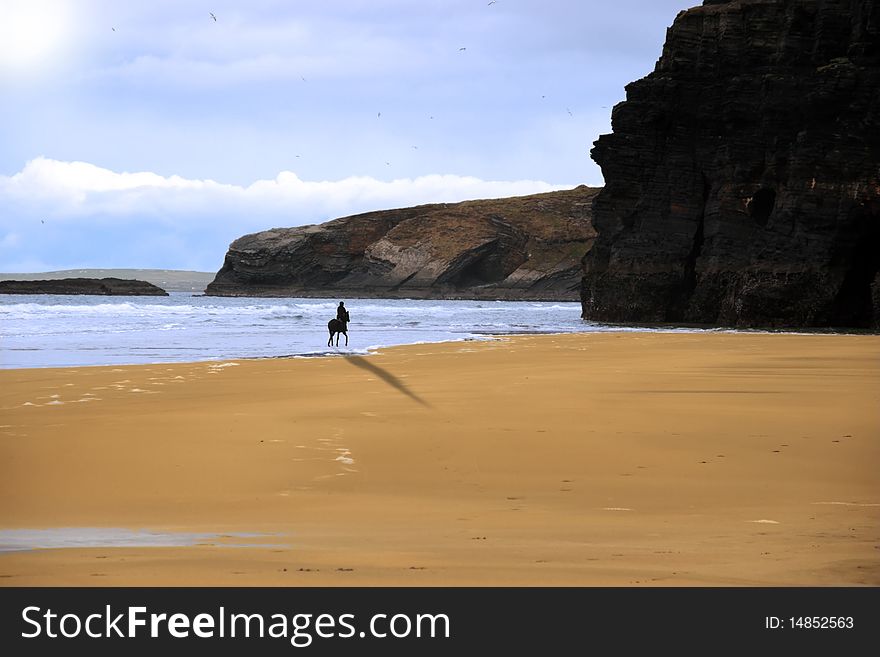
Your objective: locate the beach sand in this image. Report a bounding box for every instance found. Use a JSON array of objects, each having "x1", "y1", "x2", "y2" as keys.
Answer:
[{"x1": 0, "y1": 332, "x2": 877, "y2": 586}]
